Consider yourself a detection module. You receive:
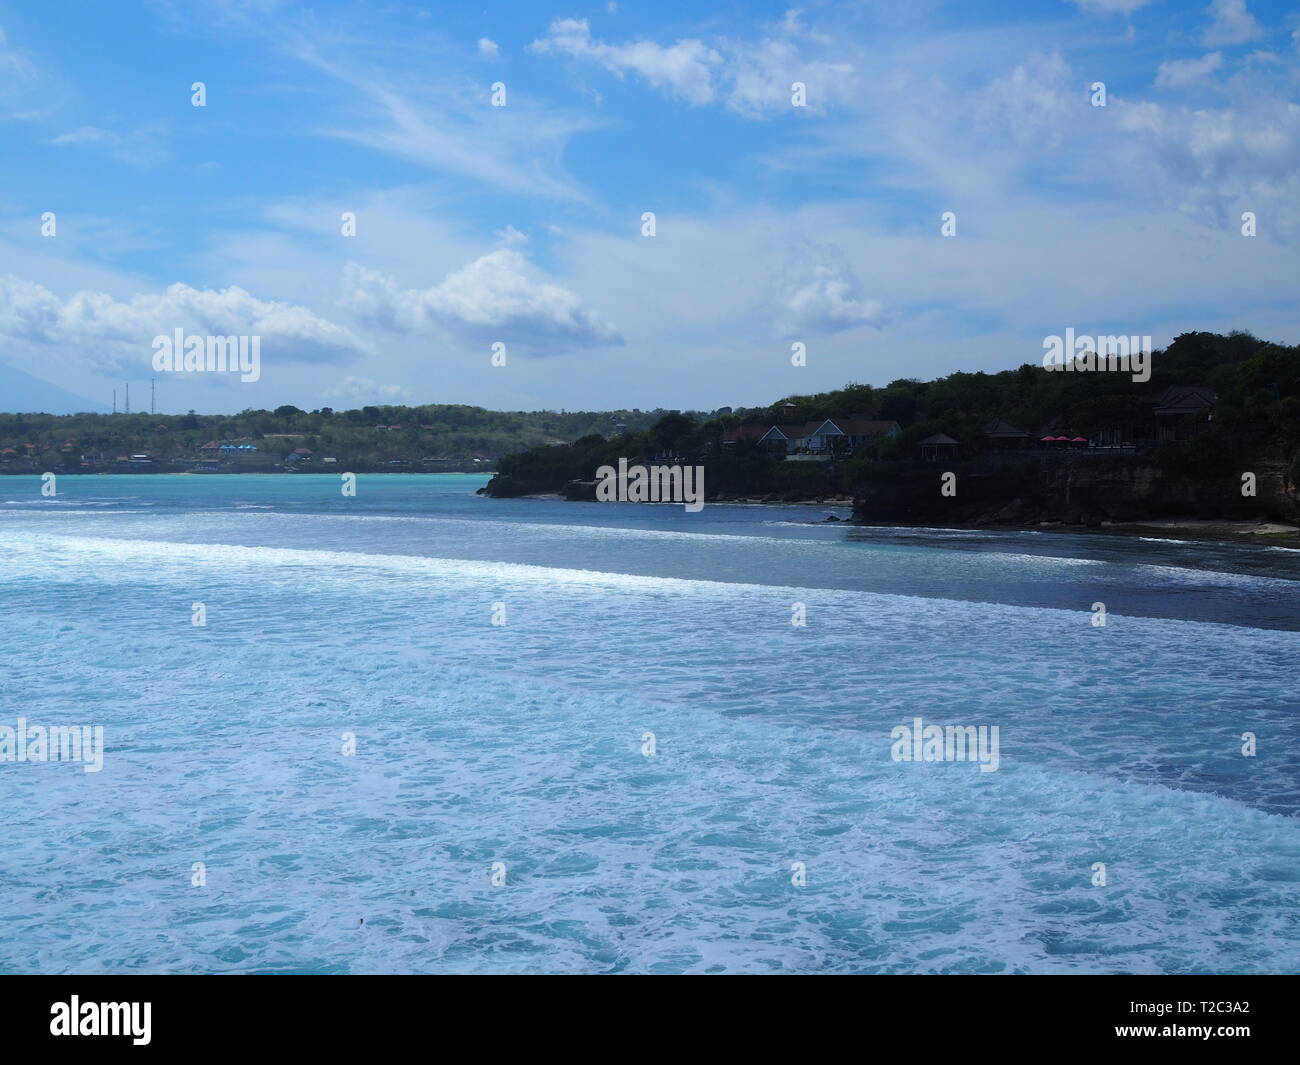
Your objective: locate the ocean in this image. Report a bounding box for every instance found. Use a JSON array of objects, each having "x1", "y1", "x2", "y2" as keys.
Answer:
[{"x1": 2, "y1": 473, "x2": 1297, "y2": 974}]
